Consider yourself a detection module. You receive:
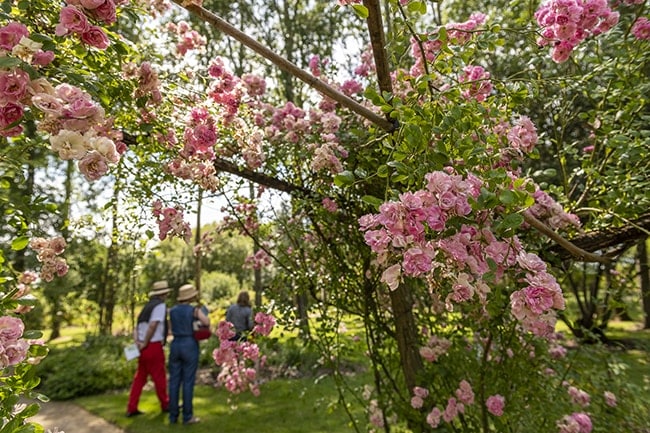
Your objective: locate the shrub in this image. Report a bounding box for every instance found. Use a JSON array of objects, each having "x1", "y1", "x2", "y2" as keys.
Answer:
[{"x1": 35, "y1": 335, "x2": 136, "y2": 400}]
